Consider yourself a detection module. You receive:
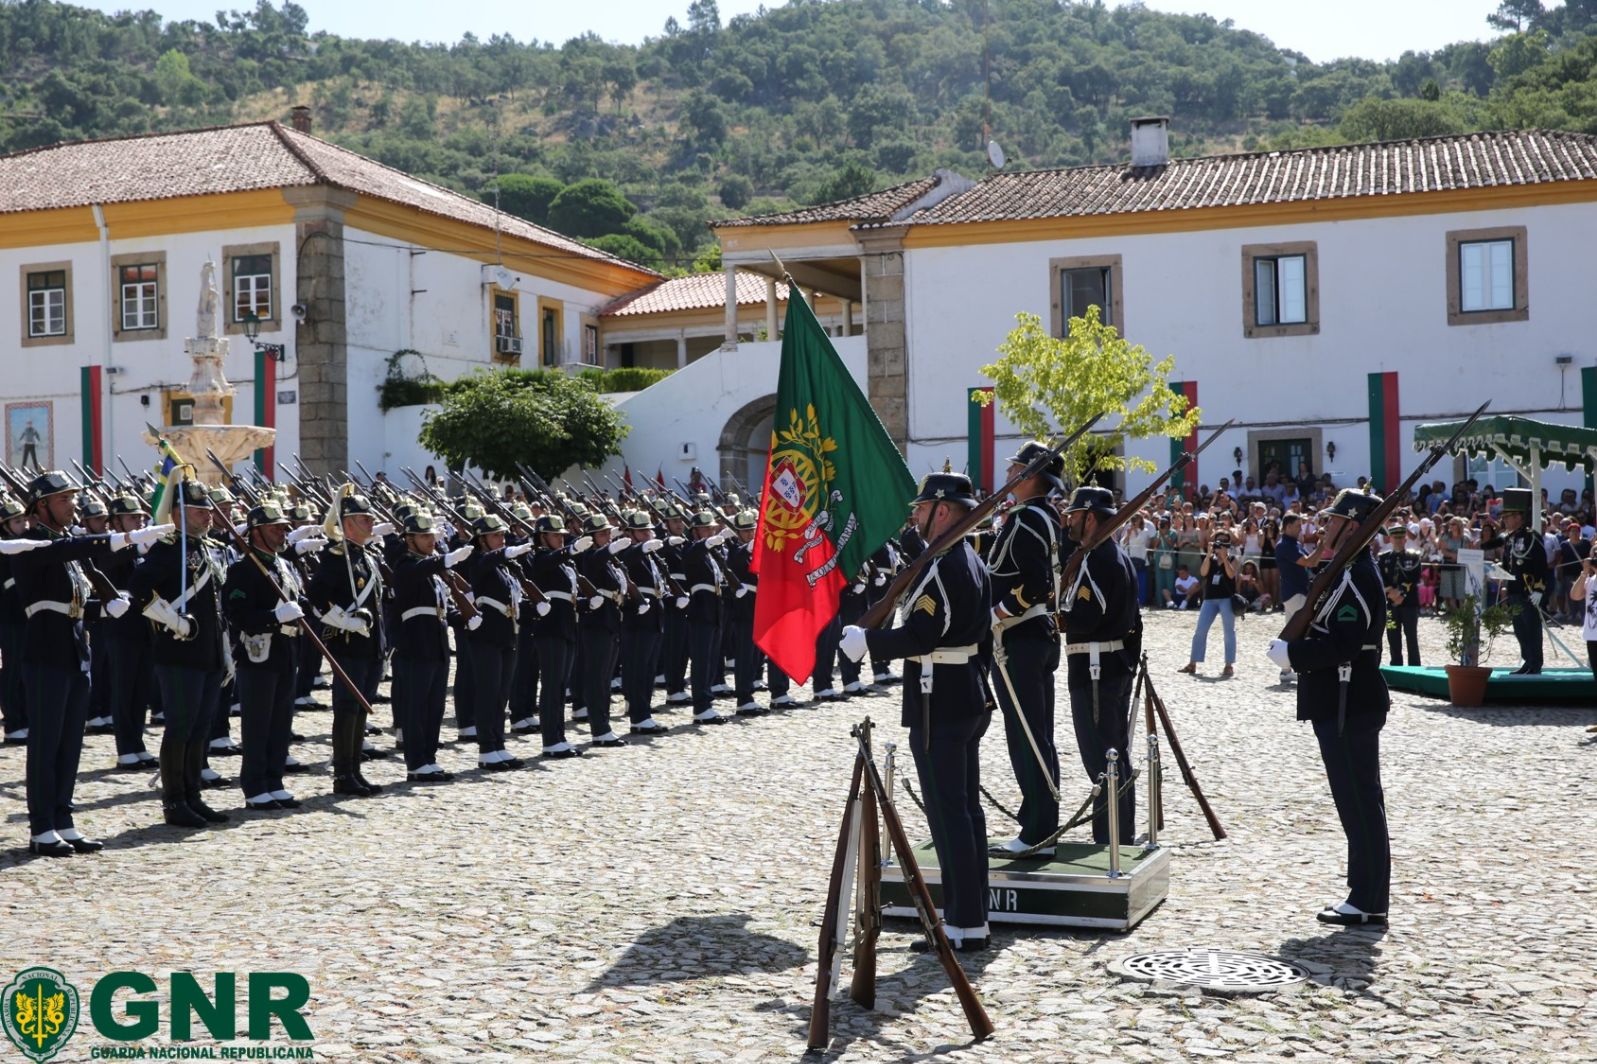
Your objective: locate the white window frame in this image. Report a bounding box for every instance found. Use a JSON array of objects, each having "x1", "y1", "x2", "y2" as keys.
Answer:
[
  {"x1": 28, "y1": 281, "x2": 66, "y2": 337},
  {"x1": 120, "y1": 265, "x2": 160, "y2": 331},
  {"x1": 1458, "y1": 239, "x2": 1514, "y2": 313}
]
